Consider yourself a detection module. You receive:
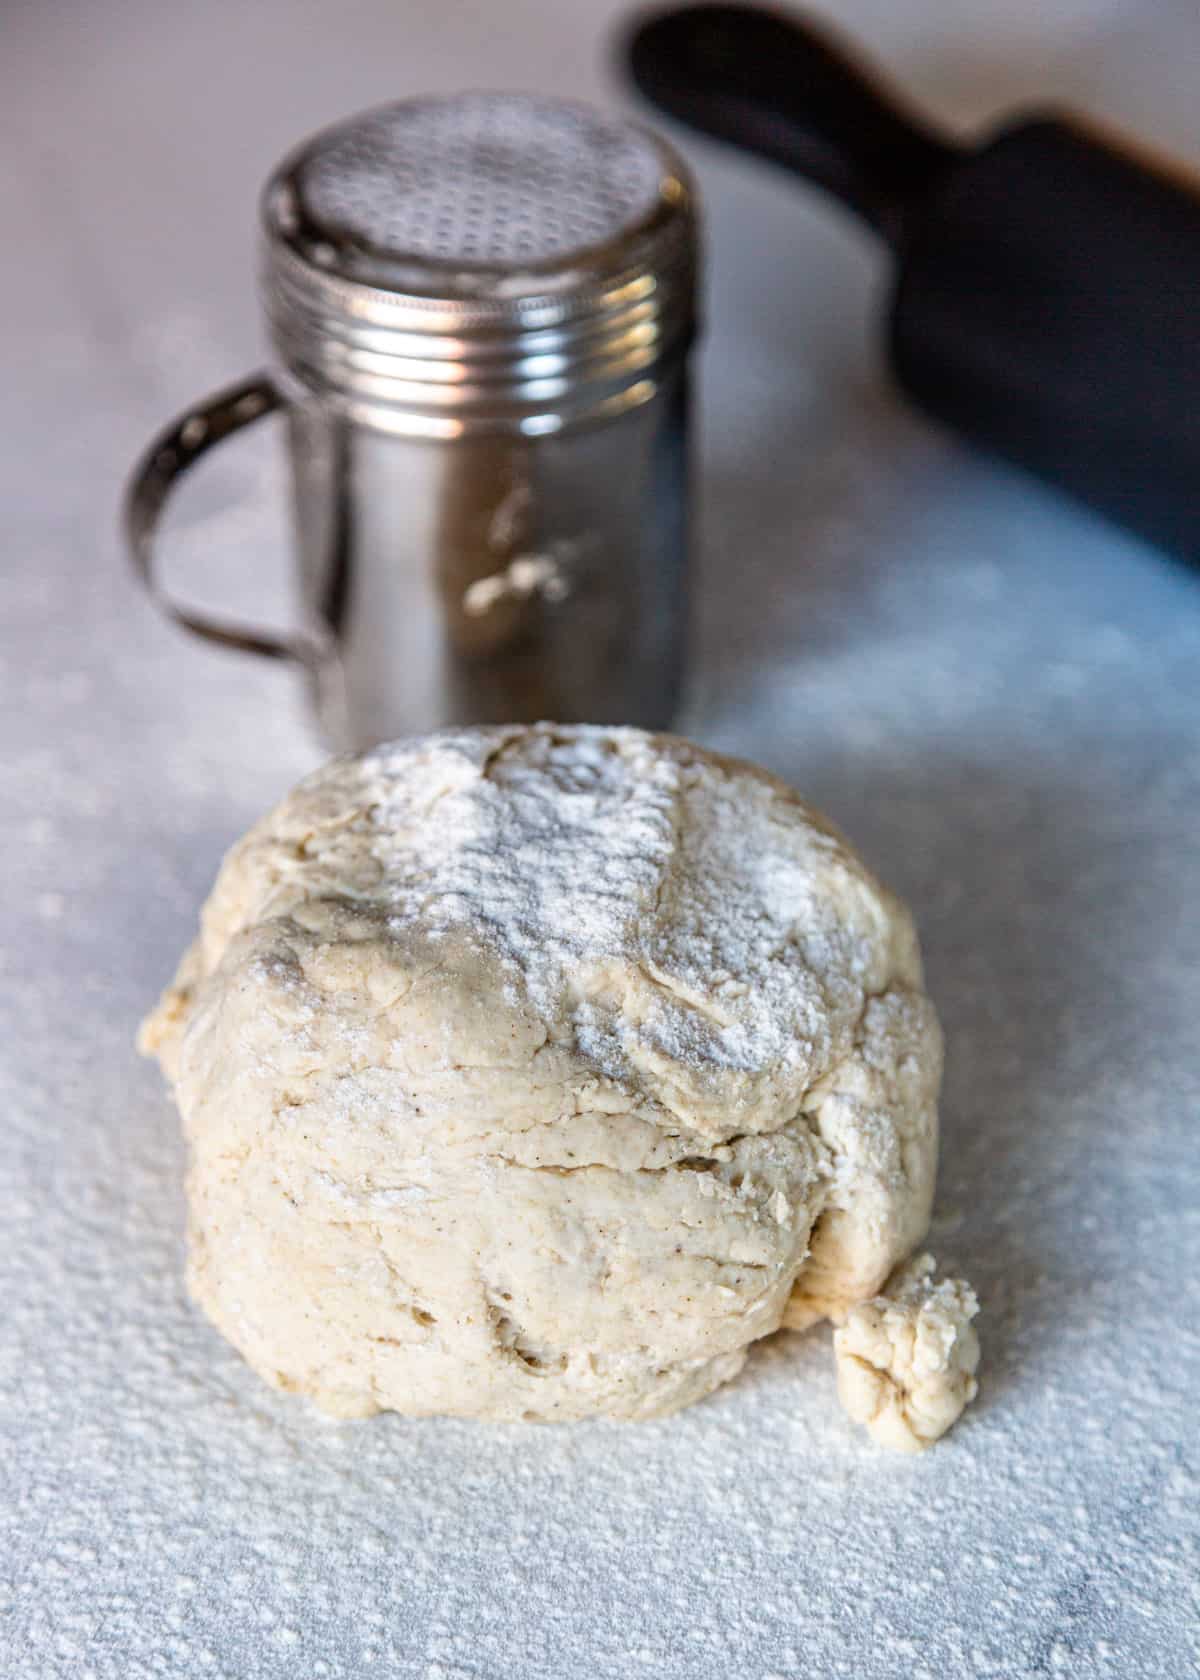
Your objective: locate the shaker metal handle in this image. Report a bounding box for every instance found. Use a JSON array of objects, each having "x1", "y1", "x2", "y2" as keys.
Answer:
[{"x1": 123, "y1": 373, "x2": 314, "y2": 664}]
